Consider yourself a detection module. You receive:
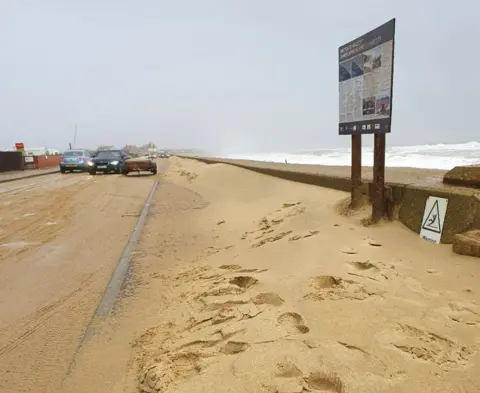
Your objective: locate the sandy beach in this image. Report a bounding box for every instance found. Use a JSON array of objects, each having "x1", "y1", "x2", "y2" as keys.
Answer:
[{"x1": 64, "y1": 157, "x2": 480, "y2": 393}]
